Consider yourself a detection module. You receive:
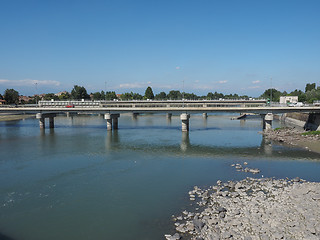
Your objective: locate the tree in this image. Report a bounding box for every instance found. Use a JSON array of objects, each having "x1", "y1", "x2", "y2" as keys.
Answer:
[
  {"x1": 167, "y1": 90, "x2": 182, "y2": 100},
  {"x1": 105, "y1": 91, "x2": 117, "y2": 100},
  {"x1": 260, "y1": 88, "x2": 283, "y2": 102},
  {"x1": 58, "y1": 92, "x2": 71, "y2": 100},
  {"x1": 144, "y1": 86, "x2": 154, "y2": 100},
  {"x1": 305, "y1": 83, "x2": 316, "y2": 92},
  {"x1": 132, "y1": 92, "x2": 143, "y2": 100},
  {"x1": 0, "y1": 94, "x2": 3, "y2": 100},
  {"x1": 121, "y1": 92, "x2": 133, "y2": 100},
  {"x1": 43, "y1": 93, "x2": 59, "y2": 101},
  {"x1": 4, "y1": 89, "x2": 19, "y2": 104},
  {"x1": 71, "y1": 85, "x2": 90, "y2": 100},
  {"x1": 92, "y1": 91, "x2": 103, "y2": 100},
  {"x1": 155, "y1": 92, "x2": 167, "y2": 100}
]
